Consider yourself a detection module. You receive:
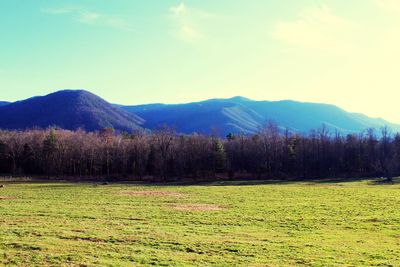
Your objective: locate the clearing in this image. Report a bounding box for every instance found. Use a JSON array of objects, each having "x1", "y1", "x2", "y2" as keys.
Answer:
[{"x1": 0, "y1": 178, "x2": 399, "y2": 266}]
